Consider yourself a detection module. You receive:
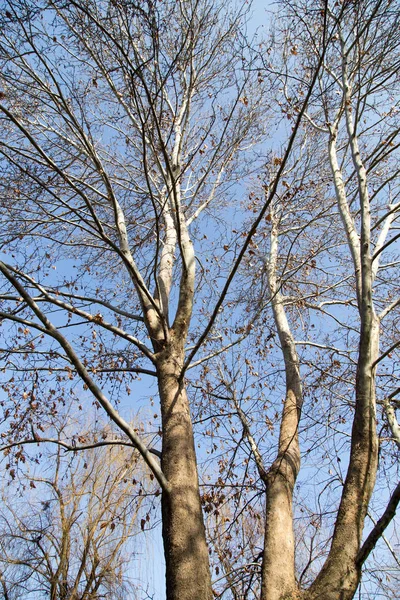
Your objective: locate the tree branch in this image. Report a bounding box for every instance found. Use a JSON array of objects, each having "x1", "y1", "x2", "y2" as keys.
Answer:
[
  {"x1": 1, "y1": 436, "x2": 162, "y2": 458},
  {"x1": 0, "y1": 261, "x2": 170, "y2": 492},
  {"x1": 356, "y1": 480, "x2": 400, "y2": 567}
]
